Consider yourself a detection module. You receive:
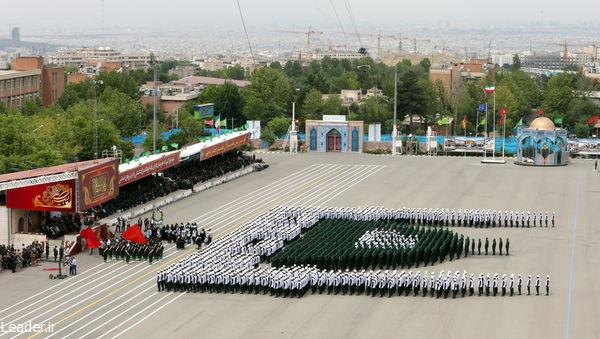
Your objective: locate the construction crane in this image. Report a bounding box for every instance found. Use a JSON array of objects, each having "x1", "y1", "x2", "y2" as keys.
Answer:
[
  {"x1": 272, "y1": 26, "x2": 323, "y2": 51},
  {"x1": 337, "y1": 31, "x2": 407, "y2": 60},
  {"x1": 412, "y1": 38, "x2": 431, "y2": 54},
  {"x1": 396, "y1": 33, "x2": 411, "y2": 55}
]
